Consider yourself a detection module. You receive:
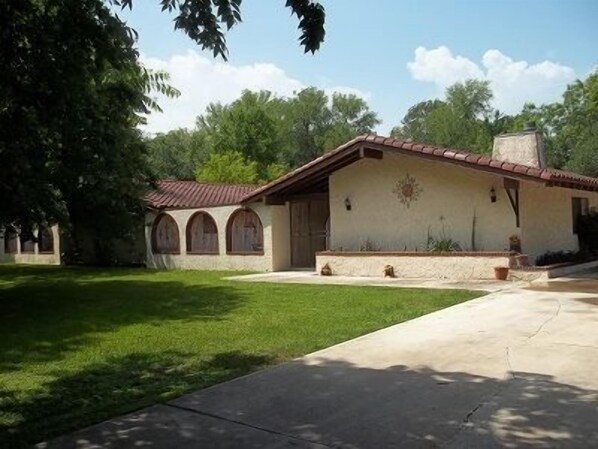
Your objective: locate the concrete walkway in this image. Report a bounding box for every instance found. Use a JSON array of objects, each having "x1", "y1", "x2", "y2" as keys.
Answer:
[
  {"x1": 226, "y1": 271, "x2": 520, "y2": 292},
  {"x1": 40, "y1": 274, "x2": 598, "y2": 448}
]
